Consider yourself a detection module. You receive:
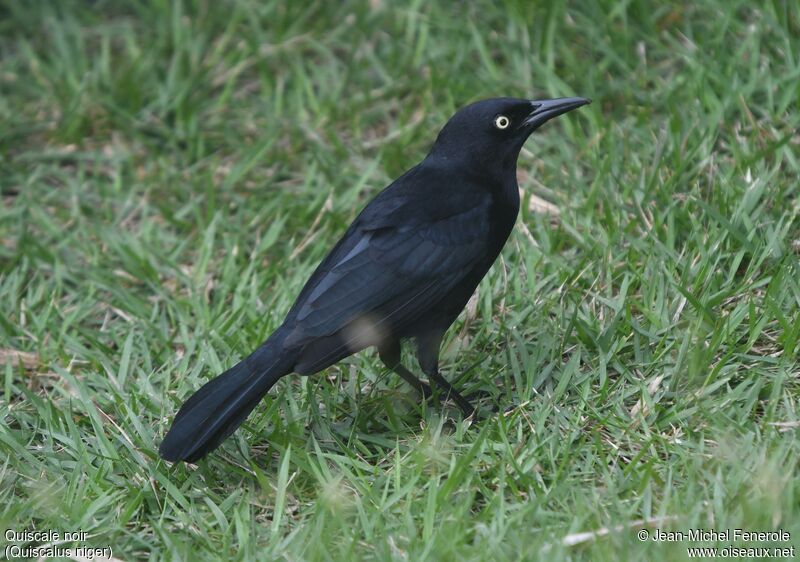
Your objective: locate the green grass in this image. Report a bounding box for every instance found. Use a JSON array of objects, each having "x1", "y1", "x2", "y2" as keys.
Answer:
[{"x1": 1, "y1": 0, "x2": 799, "y2": 560}]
